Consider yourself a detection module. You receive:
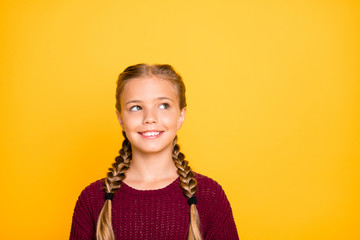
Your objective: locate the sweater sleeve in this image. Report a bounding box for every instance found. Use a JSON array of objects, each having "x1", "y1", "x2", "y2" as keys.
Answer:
[
  {"x1": 69, "y1": 184, "x2": 97, "y2": 240},
  {"x1": 198, "y1": 176, "x2": 240, "y2": 240},
  {"x1": 211, "y1": 206, "x2": 239, "y2": 239}
]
